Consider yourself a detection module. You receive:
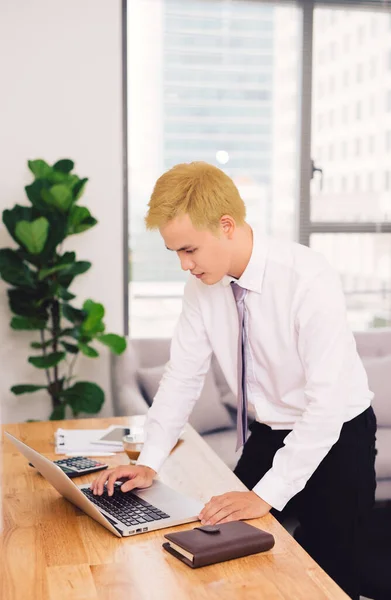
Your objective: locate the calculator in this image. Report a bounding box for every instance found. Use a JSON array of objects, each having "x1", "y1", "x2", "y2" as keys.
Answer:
[{"x1": 53, "y1": 457, "x2": 109, "y2": 478}]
